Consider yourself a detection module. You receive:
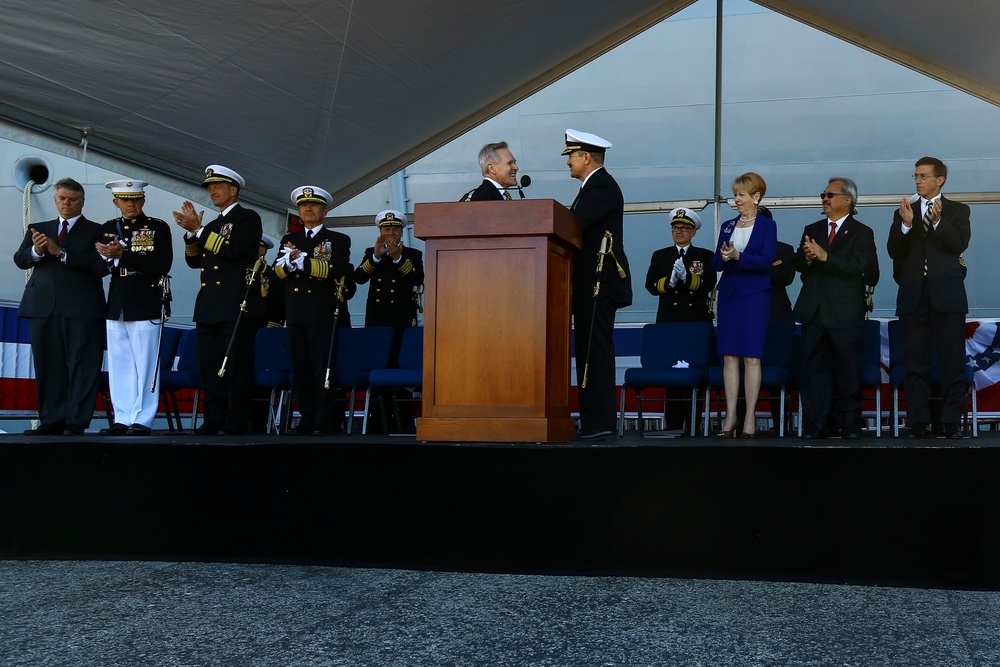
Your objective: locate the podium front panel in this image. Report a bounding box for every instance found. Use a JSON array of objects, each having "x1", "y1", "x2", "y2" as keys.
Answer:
[{"x1": 414, "y1": 200, "x2": 579, "y2": 442}]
